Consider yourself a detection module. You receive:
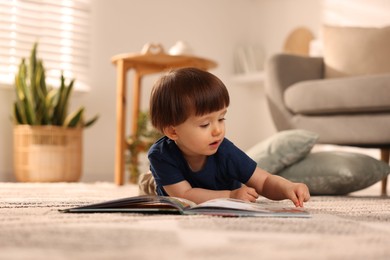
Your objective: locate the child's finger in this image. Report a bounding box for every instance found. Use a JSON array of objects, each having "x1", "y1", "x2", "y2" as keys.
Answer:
[
  {"x1": 250, "y1": 189, "x2": 259, "y2": 198},
  {"x1": 289, "y1": 191, "x2": 300, "y2": 207},
  {"x1": 297, "y1": 189, "x2": 310, "y2": 207},
  {"x1": 298, "y1": 196, "x2": 304, "y2": 207}
]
